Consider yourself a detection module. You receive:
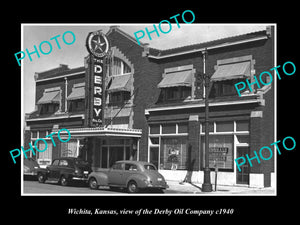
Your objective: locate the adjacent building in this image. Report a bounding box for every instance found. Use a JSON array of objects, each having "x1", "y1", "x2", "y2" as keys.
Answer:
[{"x1": 24, "y1": 25, "x2": 275, "y2": 188}]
